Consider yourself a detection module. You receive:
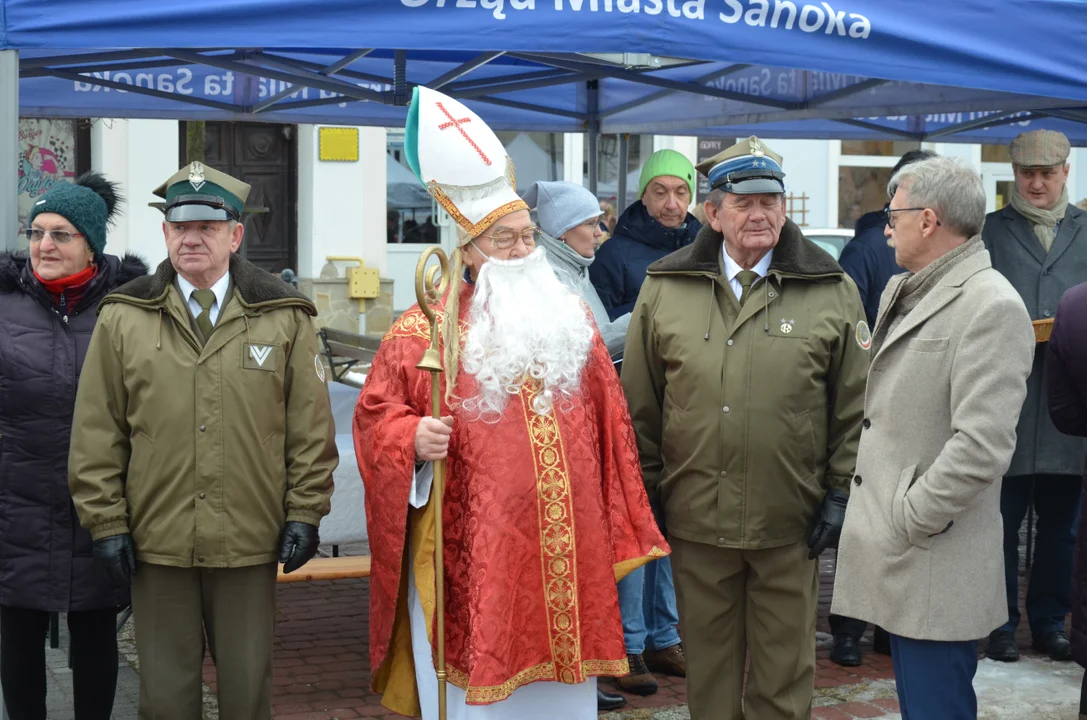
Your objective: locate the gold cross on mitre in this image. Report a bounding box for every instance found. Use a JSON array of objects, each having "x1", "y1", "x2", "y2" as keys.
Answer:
[{"x1": 409, "y1": 85, "x2": 528, "y2": 238}]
